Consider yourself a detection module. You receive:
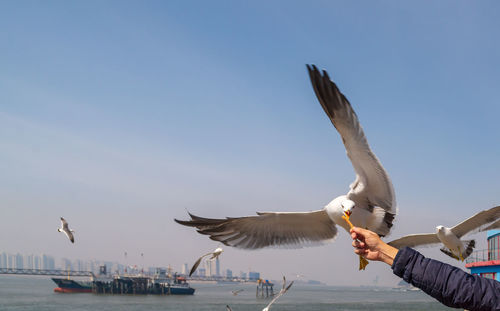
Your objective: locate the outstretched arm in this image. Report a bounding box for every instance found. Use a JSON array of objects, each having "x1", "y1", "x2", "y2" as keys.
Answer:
[
  {"x1": 350, "y1": 227, "x2": 500, "y2": 310},
  {"x1": 350, "y1": 227, "x2": 398, "y2": 265}
]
